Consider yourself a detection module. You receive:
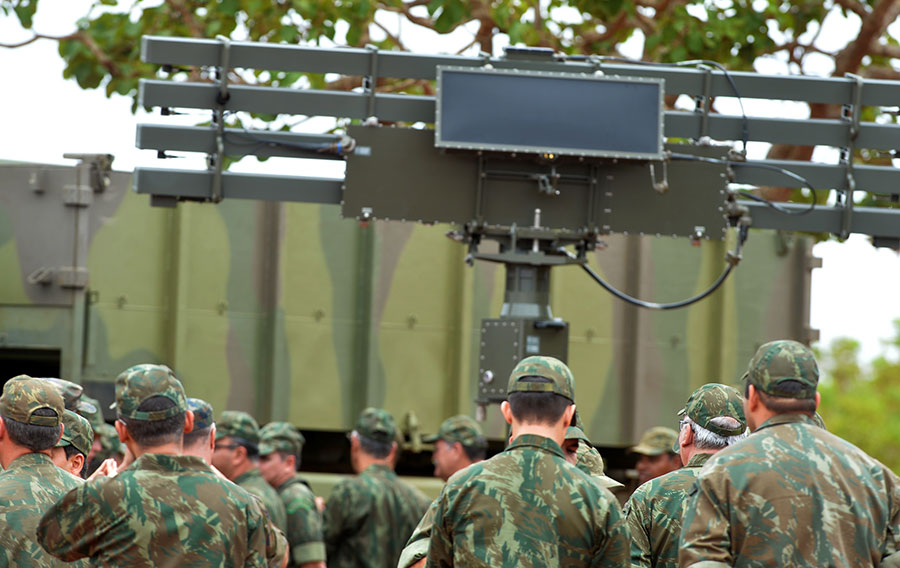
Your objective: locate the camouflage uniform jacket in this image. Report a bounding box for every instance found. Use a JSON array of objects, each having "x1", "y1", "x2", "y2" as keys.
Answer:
[
  {"x1": 324, "y1": 463, "x2": 431, "y2": 568},
  {"x1": 37, "y1": 453, "x2": 272, "y2": 567},
  {"x1": 680, "y1": 413, "x2": 900, "y2": 567},
  {"x1": 426, "y1": 434, "x2": 630, "y2": 568},
  {"x1": 398, "y1": 498, "x2": 437, "y2": 568},
  {"x1": 236, "y1": 467, "x2": 289, "y2": 534},
  {"x1": 0, "y1": 453, "x2": 89, "y2": 568},
  {"x1": 277, "y1": 474, "x2": 325, "y2": 566},
  {"x1": 623, "y1": 452, "x2": 711, "y2": 568}
]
